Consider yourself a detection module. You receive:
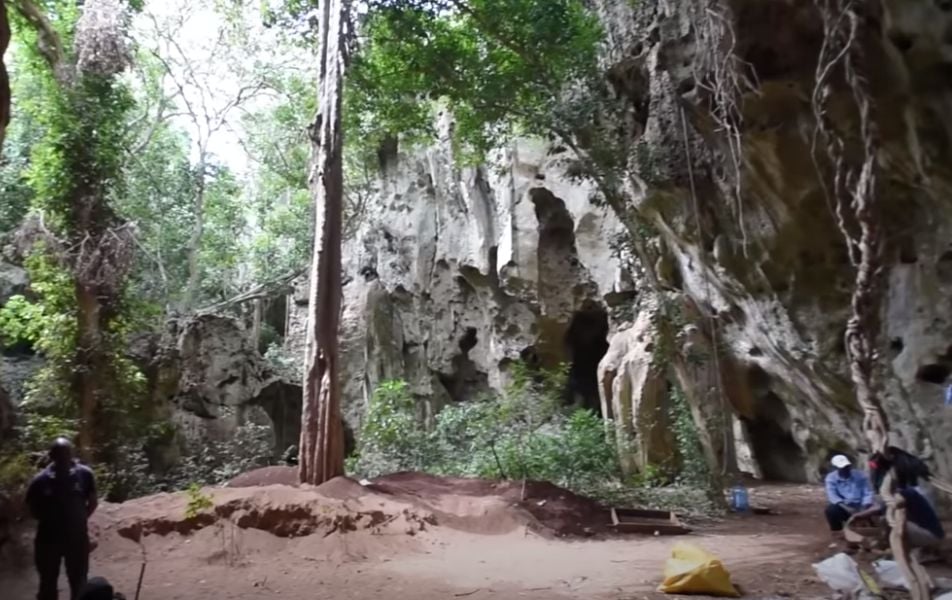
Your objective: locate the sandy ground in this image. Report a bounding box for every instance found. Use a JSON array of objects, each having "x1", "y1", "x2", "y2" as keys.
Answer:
[{"x1": 0, "y1": 475, "x2": 901, "y2": 599}]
